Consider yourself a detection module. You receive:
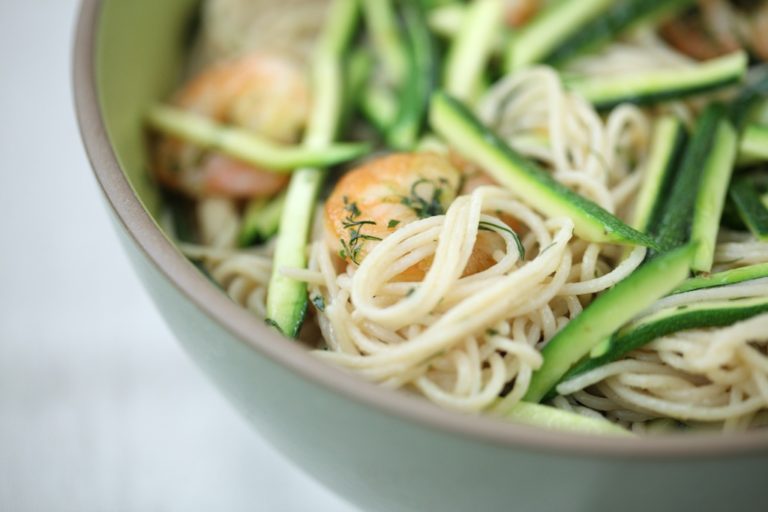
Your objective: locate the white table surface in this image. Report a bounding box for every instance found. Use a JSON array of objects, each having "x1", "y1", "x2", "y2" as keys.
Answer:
[{"x1": 0, "y1": 1, "x2": 357, "y2": 510}]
